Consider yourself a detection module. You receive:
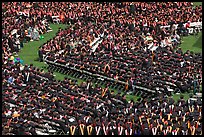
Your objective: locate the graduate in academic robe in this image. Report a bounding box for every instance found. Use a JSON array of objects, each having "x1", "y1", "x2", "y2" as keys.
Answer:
[
  {"x1": 95, "y1": 121, "x2": 103, "y2": 135},
  {"x1": 101, "y1": 87, "x2": 108, "y2": 98},
  {"x1": 117, "y1": 121, "x2": 125, "y2": 135},
  {"x1": 124, "y1": 121, "x2": 133, "y2": 135},
  {"x1": 103, "y1": 62, "x2": 110, "y2": 74},
  {"x1": 151, "y1": 122, "x2": 159, "y2": 135},
  {"x1": 87, "y1": 124, "x2": 94, "y2": 135},
  {"x1": 189, "y1": 122, "x2": 195, "y2": 135},
  {"x1": 172, "y1": 126, "x2": 178, "y2": 135},
  {"x1": 108, "y1": 121, "x2": 118, "y2": 135},
  {"x1": 125, "y1": 80, "x2": 129, "y2": 91},
  {"x1": 78, "y1": 120, "x2": 86, "y2": 135},
  {"x1": 166, "y1": 121, "x2": 173, "y2": 135},
  {"x1": 102, "y1": 121, "x2": 110, "y2": 135},
  {"x1": 133, "y1": 123, "x2": 141, "y2": 135},
  {"x1": 69, "y1": 122, "x2": 79, "y2": 135},
  {"x1": 152, "y1": 50, "x2": 155, "y2": 63},
  {"x1": 161, "y1": 125, "x2": 168, "y2": 135},
  {"x1": 141, "y1": 123, "x2": 150, "y2": 135}
]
